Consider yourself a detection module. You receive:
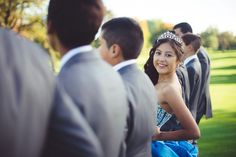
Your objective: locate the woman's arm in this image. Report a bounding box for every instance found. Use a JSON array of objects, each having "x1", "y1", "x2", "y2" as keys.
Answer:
[{"x1": 153, "y1": 85, "x2": 200, "y2": 141}]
